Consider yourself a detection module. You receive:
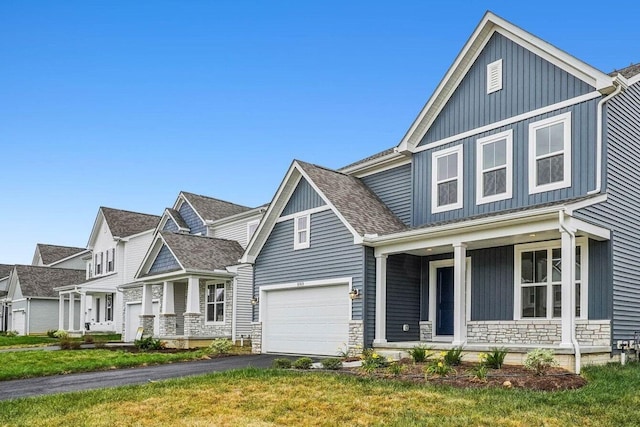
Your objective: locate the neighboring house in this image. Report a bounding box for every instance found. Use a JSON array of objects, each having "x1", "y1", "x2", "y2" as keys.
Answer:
[
  {"x1": 242, "y1": 12, "x2": 640, "y2": 372},
  {"x1": 0, "y1": 264, "x2": 14, "y2": 331},
  {"x1": 56, "y1": 207, "x2": 160, "y2": 334},
  {"x1": 4, "y1": 265, "x2": 86, "y2": 335},
  {"x1": 120, "y1": 191, "x2": 265, "y2": 346},
  {"x1": 32, "y1": 244, "x2": 89, "y2": 270}
]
